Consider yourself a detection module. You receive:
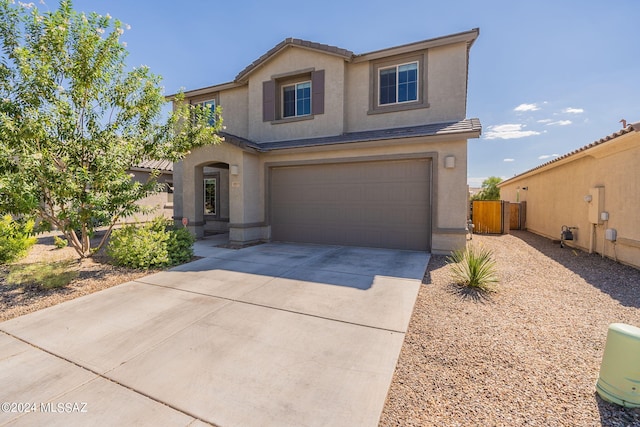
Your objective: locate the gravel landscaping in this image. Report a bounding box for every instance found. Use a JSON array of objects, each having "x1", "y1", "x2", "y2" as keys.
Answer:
[
  {"x1": 380, "y1": 230, "x2": 640, "y2": 427},
  {"x1": 0, "y1": 234, "x2": 155, "y2": 322}
]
